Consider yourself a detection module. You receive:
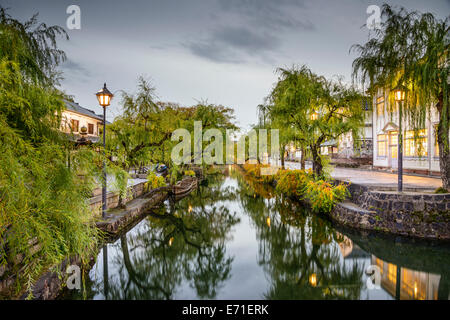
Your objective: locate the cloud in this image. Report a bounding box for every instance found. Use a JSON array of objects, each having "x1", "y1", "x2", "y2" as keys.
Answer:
[
  {"x1": 184, "y1": 26, "x2": 280, "y2": 64},
  {"x1": 217, "y1": 0, "x2": 315, "y2": 32},
  {"x1": 61, "y1": 58, "x2": 90, "y2": 78},
  {"x1": 183, "y1": 0, "x2": 315, "y2": 64}
]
